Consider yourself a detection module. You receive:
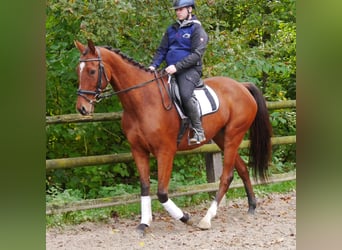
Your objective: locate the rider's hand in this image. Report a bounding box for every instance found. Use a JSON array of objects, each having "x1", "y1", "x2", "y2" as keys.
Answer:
[
  {"x1": 165, "y1": 65, "x2": 177, "y2": 75},
  {"x1": 149, "y1": 66, "x2": 156, "y2": 71}
]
